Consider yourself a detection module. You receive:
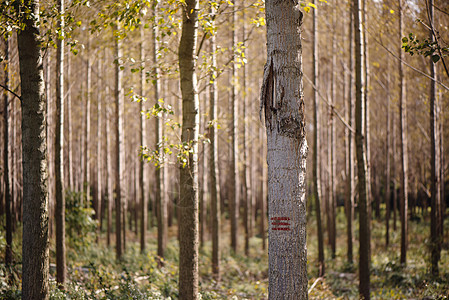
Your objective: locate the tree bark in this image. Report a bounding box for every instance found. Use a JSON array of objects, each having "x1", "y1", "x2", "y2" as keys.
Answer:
[
  {"x1": 261, "y1": 1, "x2": 308, "y2": 298},
  {"x1": 114, "y1": 27, "x2": 124, "y2": 260},
  {"x1": 3, "y1": 37, "x2": 13, "y2": 267},
  {"x1": 398, "y1": 0, "x2": 408, "y2": 265},
  {"x1": 230, "y1": 0, "x2": 240, "y2": 254},
  {"x1": 139, "y1": 26, "x2": 147, "y2": 253},
  {"x1": 428, "y1": 0, "x2": 441, "y2": 276},
  {"x1": 354, "y1": 0, "x2": 370, "y2": 297},
  {"x1": 18, "y1": 0, "x2": 50, "y2": 297},
  {"x1": 55, "y1": 0, "x2": 66, "y2": 287},
  {"x1": 313, "y1": 0, "x2": 325, "y2": 276},
  {"x1": 209, "y1": 7, "x2": 221, "y2": 279},
  {"x1": 153, "y1": 2, "x2": 168, "y2": 259},
  {"x1": 178, "y1": 0, "x2": 200, "y2": 298}
]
